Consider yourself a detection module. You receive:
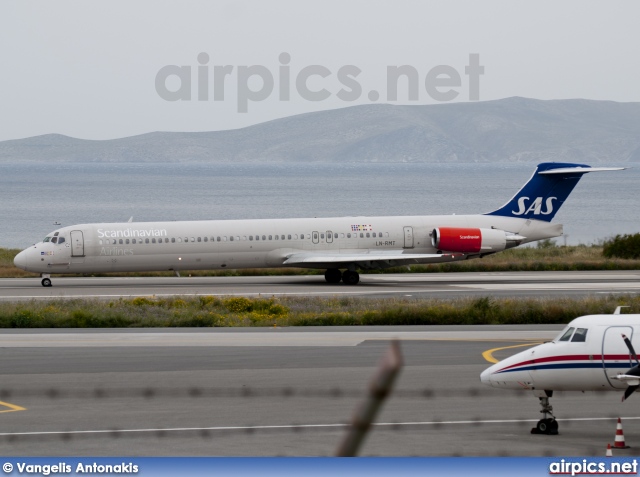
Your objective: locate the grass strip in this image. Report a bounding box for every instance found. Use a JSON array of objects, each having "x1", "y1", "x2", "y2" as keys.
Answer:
[{"x1": 1, "y1": 295, "x2": 637, "y2": 328}]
